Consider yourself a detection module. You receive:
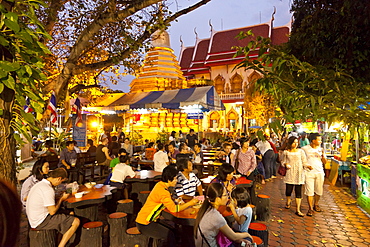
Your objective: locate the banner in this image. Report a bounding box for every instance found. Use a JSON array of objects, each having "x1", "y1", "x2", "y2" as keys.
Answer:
[{"x1": 72, "y1": 114, "x2": 87, "y2": 147}]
